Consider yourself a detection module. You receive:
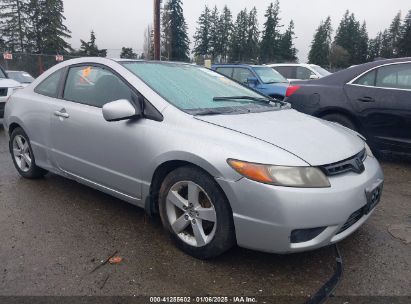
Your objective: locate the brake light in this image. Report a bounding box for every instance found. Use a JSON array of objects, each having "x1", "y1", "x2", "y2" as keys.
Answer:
[{"x1": 286, "y1": 85, "x2": 301, "y2": 97}]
